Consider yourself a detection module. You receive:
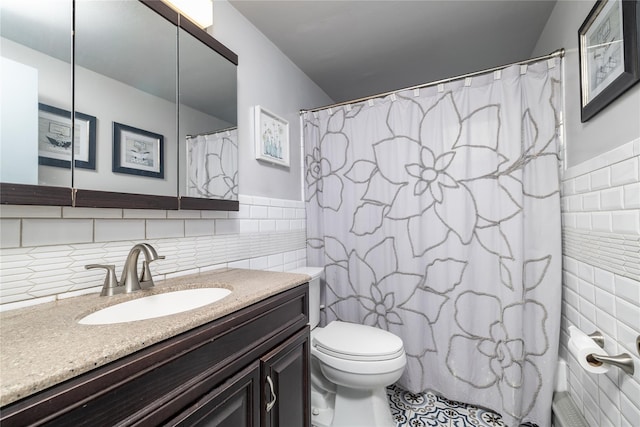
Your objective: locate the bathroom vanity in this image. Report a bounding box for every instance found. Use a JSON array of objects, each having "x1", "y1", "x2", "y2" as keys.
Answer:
[{"x1": 0, "y1": 269, "x2": 310, "y2": 426}]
